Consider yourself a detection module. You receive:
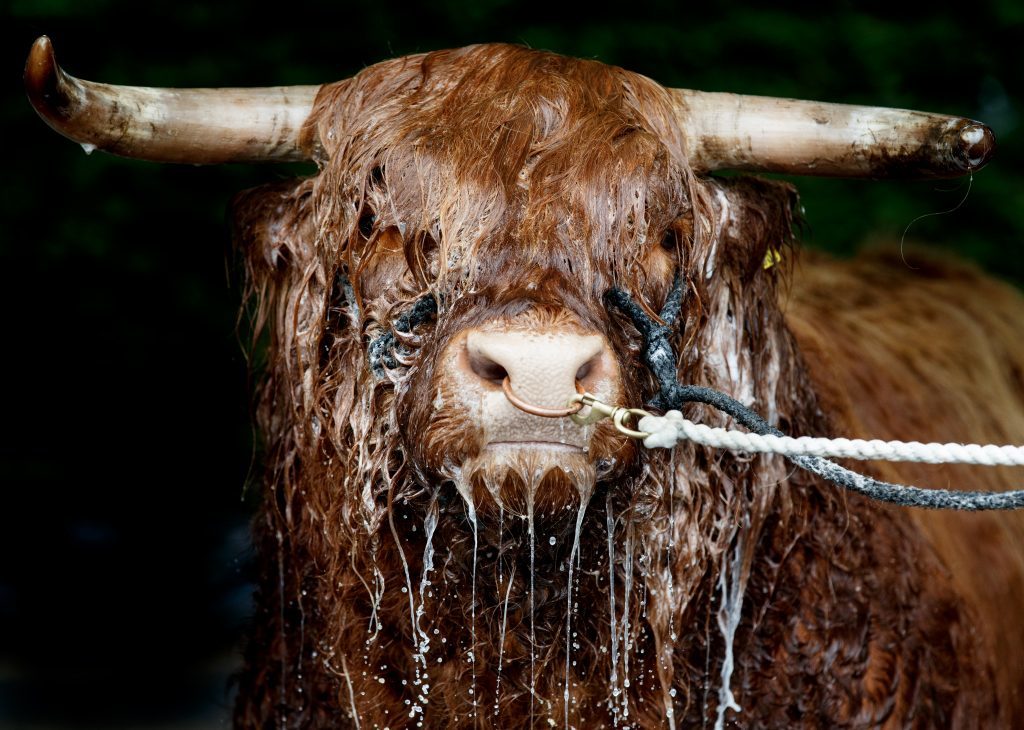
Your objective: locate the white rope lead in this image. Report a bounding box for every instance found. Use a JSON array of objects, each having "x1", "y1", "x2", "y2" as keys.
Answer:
[{"x1": 638, "y1": 410, "x2": 1024, "y2": 466}]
